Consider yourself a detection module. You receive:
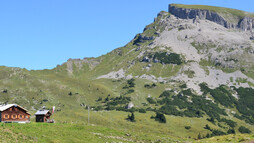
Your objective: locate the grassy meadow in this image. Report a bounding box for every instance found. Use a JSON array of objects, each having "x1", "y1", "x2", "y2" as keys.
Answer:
[{"x1": 1, "y1": 110, "x2": 254, "y2": 143}]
